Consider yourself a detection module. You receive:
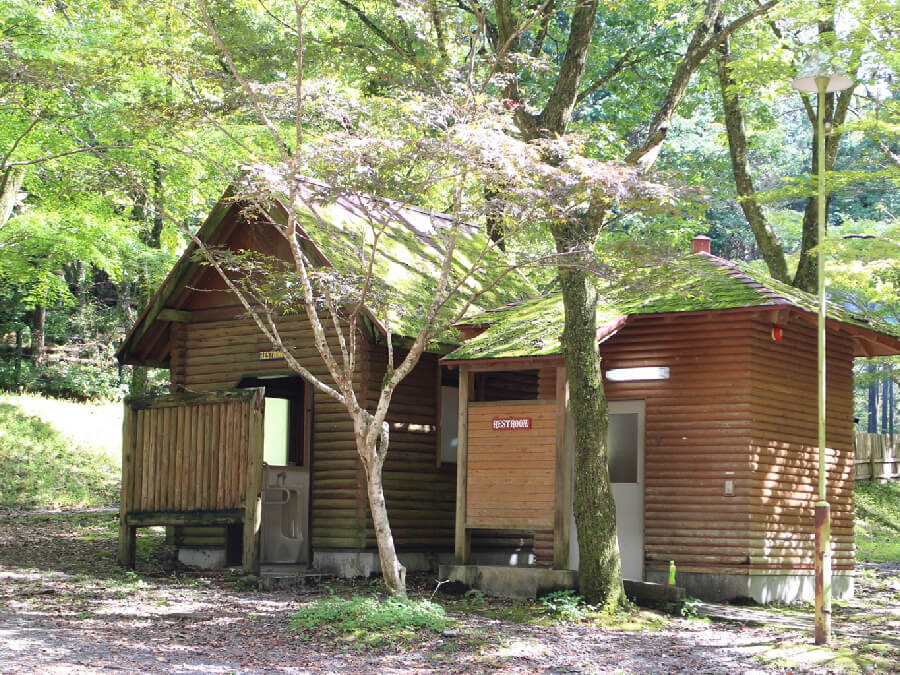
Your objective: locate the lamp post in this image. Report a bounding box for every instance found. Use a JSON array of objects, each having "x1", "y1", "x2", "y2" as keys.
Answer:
[{"x1": 792, "y1": 50, "x2": 853, "y2": 646}]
